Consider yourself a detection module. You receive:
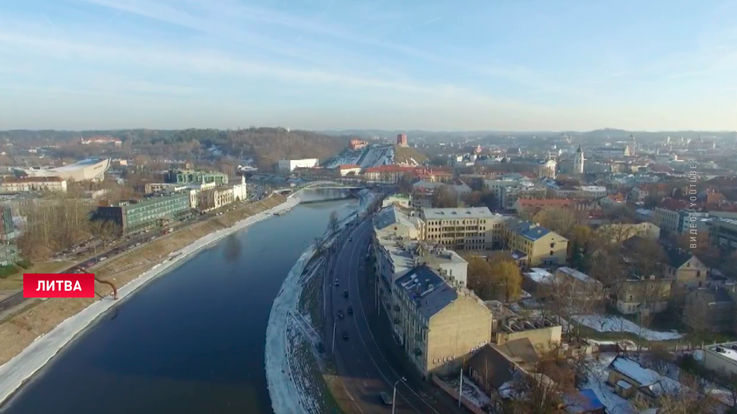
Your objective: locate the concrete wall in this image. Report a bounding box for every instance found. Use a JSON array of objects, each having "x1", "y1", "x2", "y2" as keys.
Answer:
[
  {"x1": 426, "y1": 295, "x2": 492, "y2": 376},
  {"x1": 496, "y1": 325, "x2": 562, "y2": 352},
  {"x1": 703, "y1": 343, "x2": 737, "y2": 379}
]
